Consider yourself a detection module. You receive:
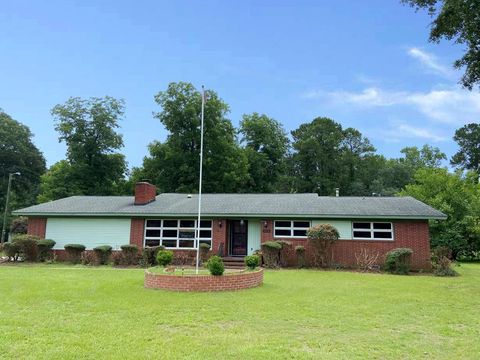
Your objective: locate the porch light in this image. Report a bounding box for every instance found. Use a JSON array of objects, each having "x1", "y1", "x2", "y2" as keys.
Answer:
[
  {"x1": 240, "y1": 219, "x2": 245, "y2": 226},
  {"x1": 218, "y1": 220, "x2": 222, "y2": 228},
  {"x1": 263, "y1": 220, "x2": 268, "y2": 228}
]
